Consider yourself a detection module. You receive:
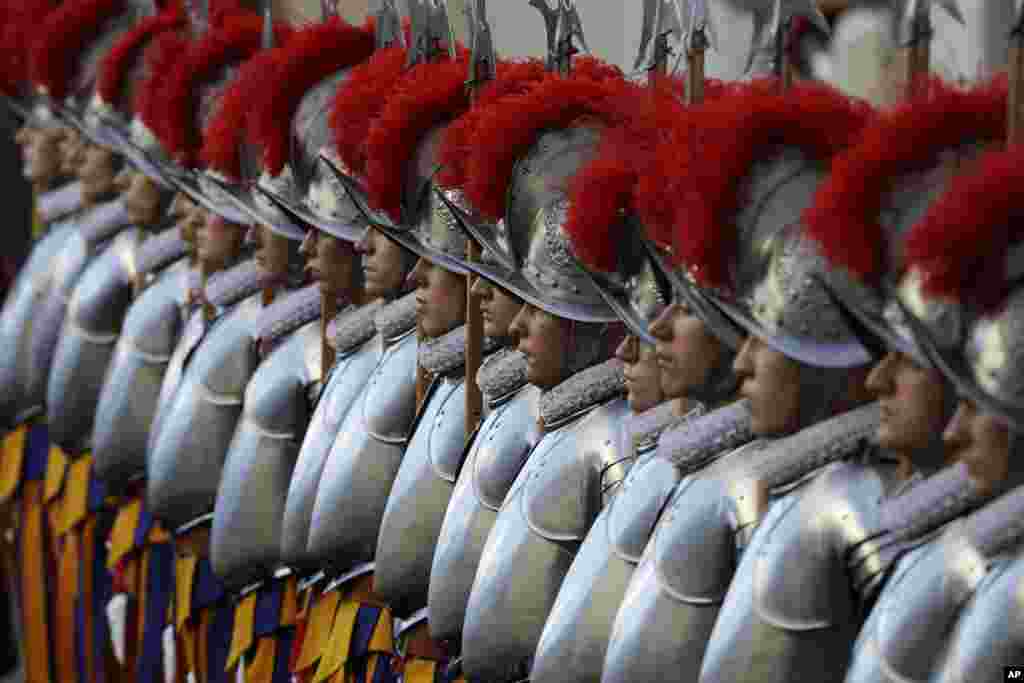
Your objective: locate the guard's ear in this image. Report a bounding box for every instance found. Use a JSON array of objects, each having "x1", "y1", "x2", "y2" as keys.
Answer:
[{"x1": 114, "y1": 168, "x2": 134, "y2": 193}]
